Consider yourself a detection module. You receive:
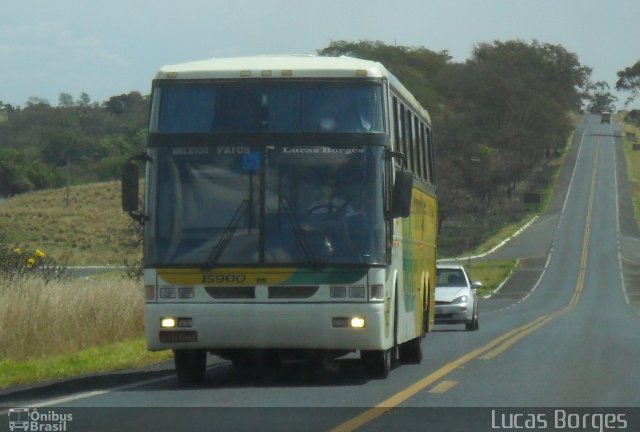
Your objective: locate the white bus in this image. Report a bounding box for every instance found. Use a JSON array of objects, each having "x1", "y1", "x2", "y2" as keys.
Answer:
[{"x1": 122, "y1": 55, "x2": 437, "y2": 383}]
